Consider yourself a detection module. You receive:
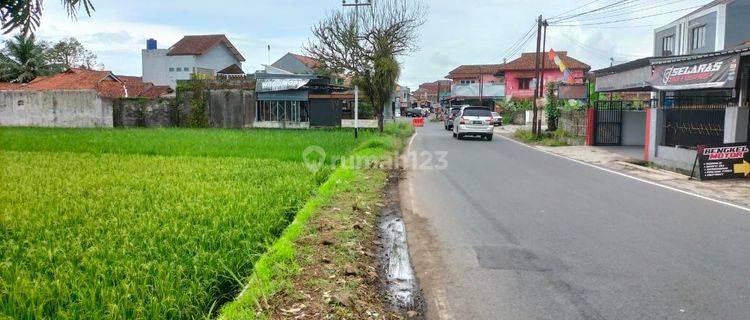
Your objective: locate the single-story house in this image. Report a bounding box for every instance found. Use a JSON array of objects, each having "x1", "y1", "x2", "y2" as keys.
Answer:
[{"x1": 0, "y1": 68, "x2": 171, "y2": 127}]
